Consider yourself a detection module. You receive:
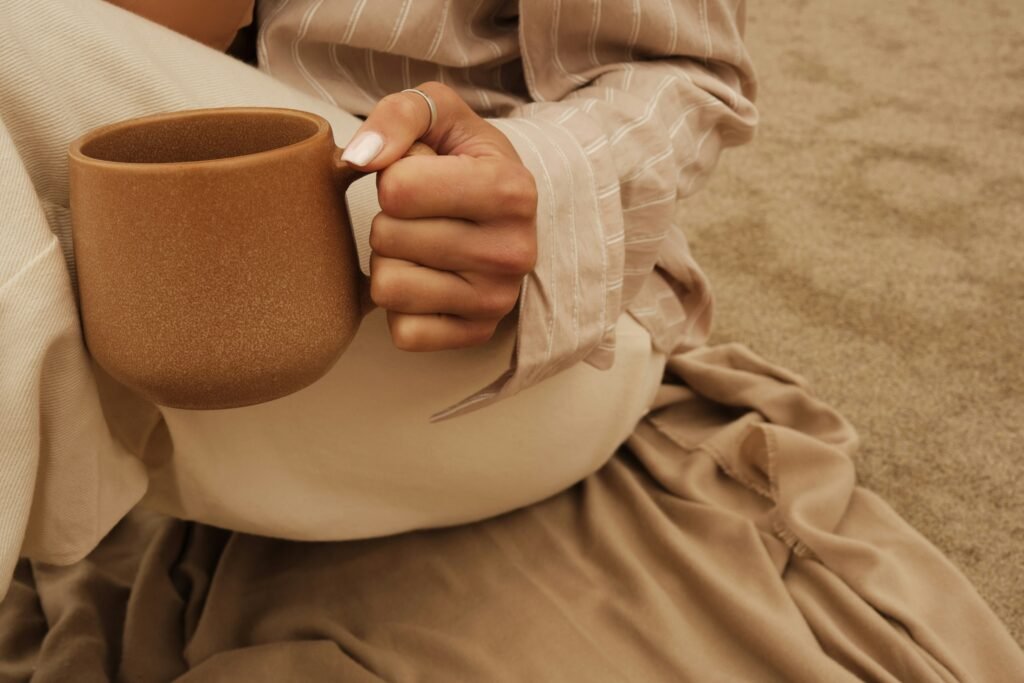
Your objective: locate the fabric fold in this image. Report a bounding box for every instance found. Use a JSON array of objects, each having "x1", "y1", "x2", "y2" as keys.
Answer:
[{"x1": 3, "y1": 342, "x2": 1020, "y2": 682}]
